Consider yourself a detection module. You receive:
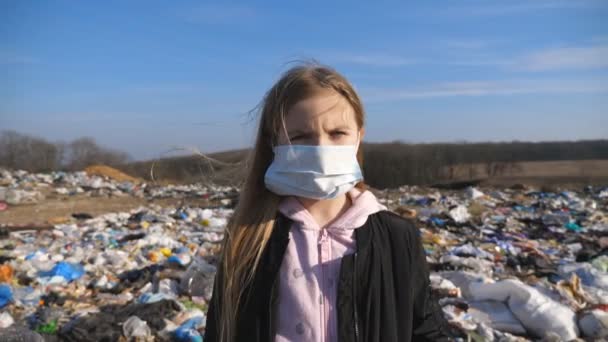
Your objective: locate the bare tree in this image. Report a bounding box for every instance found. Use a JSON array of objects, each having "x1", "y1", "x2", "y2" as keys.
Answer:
[
  {"x1": 0, "y1": 130, "x2": 61, "y2": 171},
  {"x1": 65, "y1": 137, "x2": 130, "y2": 170},
  {"x1": 0, "y1": 131, "x2": 130, "y2": 172}
]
